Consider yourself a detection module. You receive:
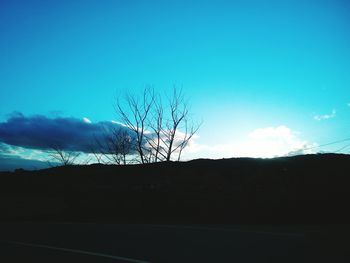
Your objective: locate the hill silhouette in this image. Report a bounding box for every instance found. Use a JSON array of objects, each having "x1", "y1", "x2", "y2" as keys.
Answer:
[{"x1": 0, "y1": 153, "x2": 349, "y2": 224}]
